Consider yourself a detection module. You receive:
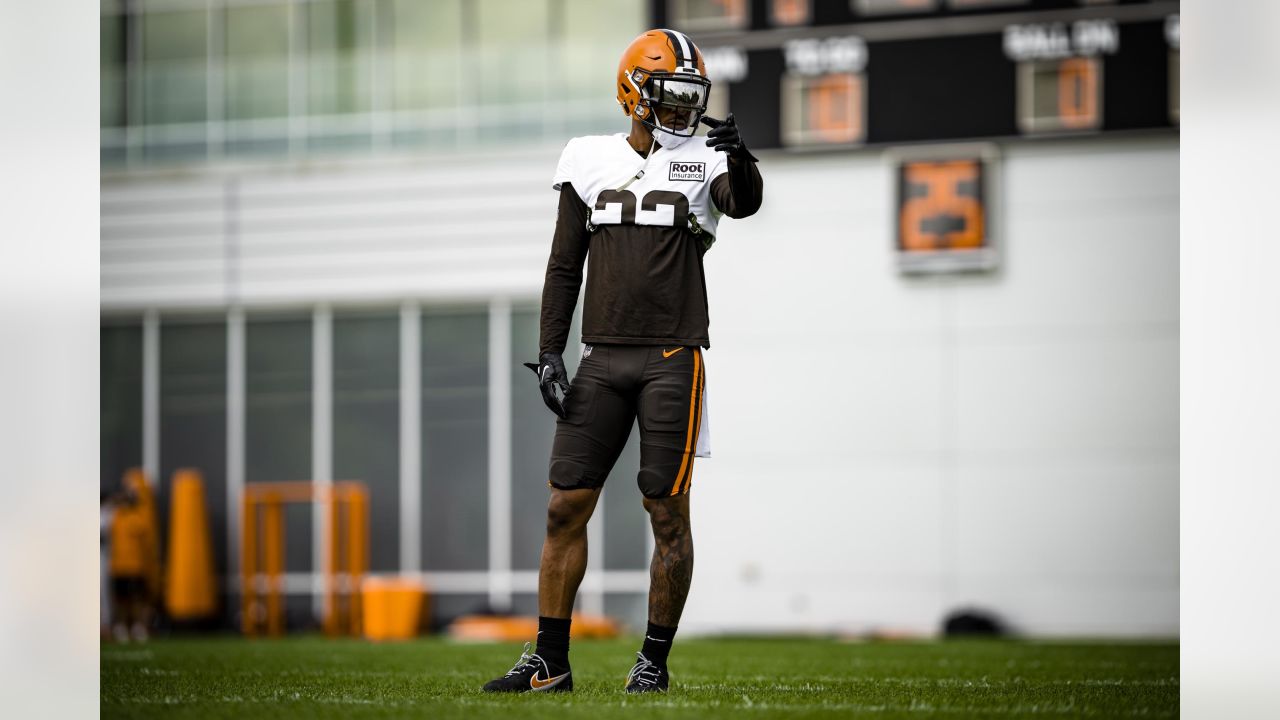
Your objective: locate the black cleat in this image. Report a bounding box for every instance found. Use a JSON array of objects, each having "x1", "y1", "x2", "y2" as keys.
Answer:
[
  {"x1": 624, "y1": 652, "x2": 669, "y2": 693},
  {"x1": 482, "y1": 642, "x2": 573, "y2": 693}
]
